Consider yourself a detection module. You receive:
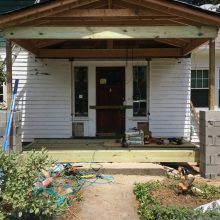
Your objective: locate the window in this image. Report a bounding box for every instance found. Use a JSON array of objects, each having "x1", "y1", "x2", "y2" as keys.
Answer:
[
  {"x1": 133, "y1": 66, "x2": 147, "y2": 117},
  {"x1": 191, "y1": 69, "x2": 209, "y2": 107},
  {"x1": 74, "y1": 67, "x2": 88, "y2": 117}
]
